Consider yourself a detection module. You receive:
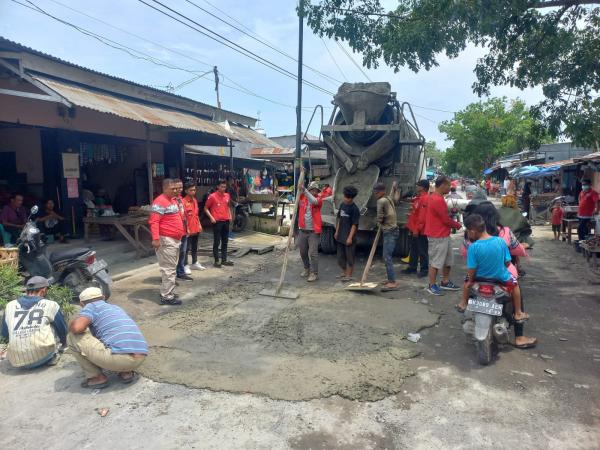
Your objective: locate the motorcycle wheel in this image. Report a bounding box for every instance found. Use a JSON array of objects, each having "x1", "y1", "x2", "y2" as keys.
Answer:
[
  {"x1": 319, "y1": 225, "x2": 336, "y2": 254},
  {"x1": 476, "y1": 331, "x2": 494, "y2": 366},
  {"x1": 63, "y1": 269, "x2": 111, "y2": 301}
]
